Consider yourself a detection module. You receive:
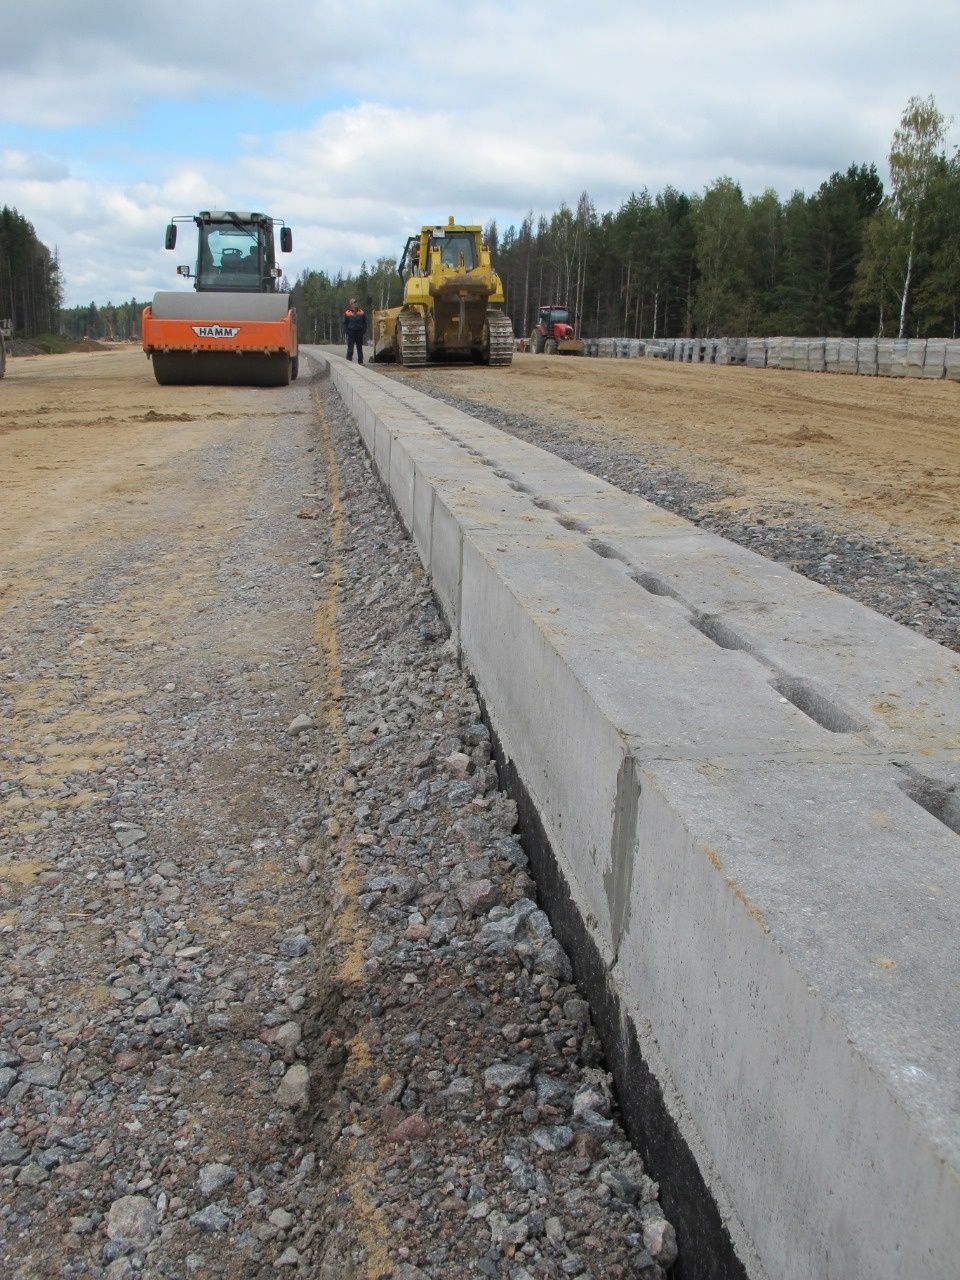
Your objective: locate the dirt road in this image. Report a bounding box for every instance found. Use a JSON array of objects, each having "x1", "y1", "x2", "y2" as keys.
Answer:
[
  {"x1": 1, "y1": 349, "x2": 333, "y2": 1275},
  {"x1": 392, "y1": 355, "x2": 960, "y2": 555},
  {"x1": 1, "y1": 350, "x2": 675, "y2": 1278}
]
